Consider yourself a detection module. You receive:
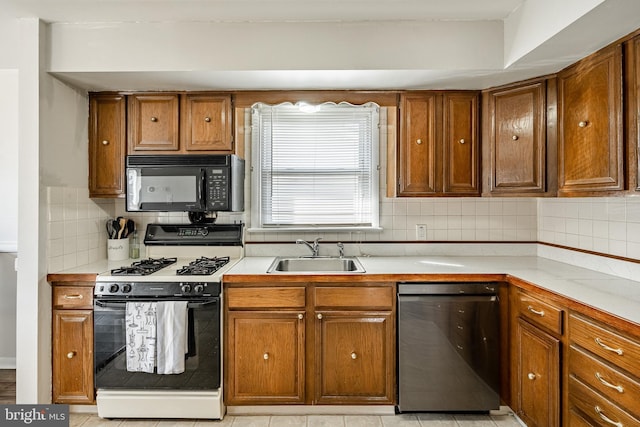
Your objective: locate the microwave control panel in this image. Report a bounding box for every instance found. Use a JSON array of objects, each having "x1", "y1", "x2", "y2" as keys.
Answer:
[{"x1": 206, "y1": 168, "x2": 229, "y2": 210}]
